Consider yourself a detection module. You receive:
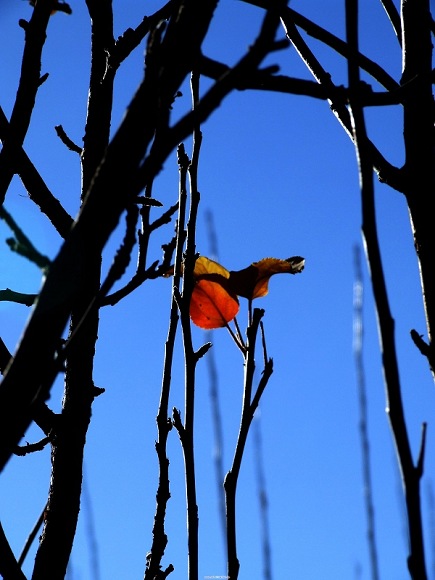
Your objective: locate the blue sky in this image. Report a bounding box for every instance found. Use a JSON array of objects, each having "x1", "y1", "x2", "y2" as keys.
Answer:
[{"x1": 1, "y1": 1, "x2": 434, "y2": 579}]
